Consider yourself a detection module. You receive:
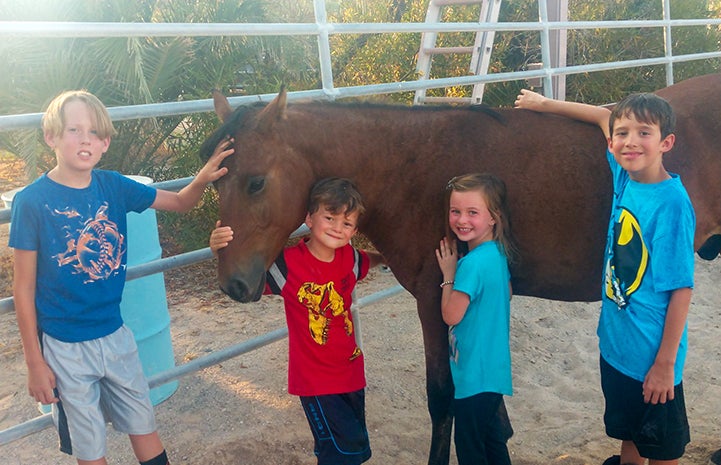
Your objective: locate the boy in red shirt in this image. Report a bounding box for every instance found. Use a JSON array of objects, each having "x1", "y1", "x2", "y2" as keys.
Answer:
[{"x1": 211, "y1": 177, "x2": 384, "y2": 465}]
